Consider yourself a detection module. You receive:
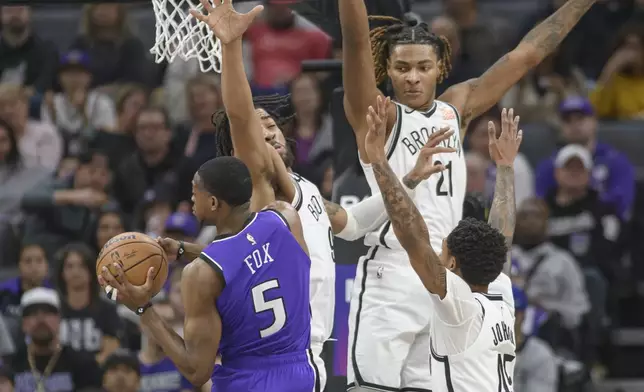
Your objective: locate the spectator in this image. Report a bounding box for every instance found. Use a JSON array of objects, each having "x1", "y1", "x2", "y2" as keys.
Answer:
[
  {"x1": 0, "y1": 84, "x2": 62, "y2": 171},
  {"x1": 41, "y1": 50, "x2": 117, "y2": 156},
  {"x1": 513, "y1": 285, "x2": 559, "y2": 392},
  {"x1": 512, "y1": 198, "x2": 590, "y2": 348},
  {"x1": 101, "y1": 350, "x2": 140, "y2": 392},
  {"x1": 0, "y1": 364, "x2": 14, "y2": 392},
  {"x1": 0, "y1": 243, "x2": 50, "y2": 327},
  {"x1": 535, "y1": 96, "x2": 635, "y2": 220},
  {"x1": 10, "y1": 288, "x2": 101, "y2": 392},
  {"x1": 164, "y1": 212, "x2": 199, "y2": 244},
  {"x1": 180, "y1": 75, "x2": 221, "y2": 167},
  {"x1": 113, "y1": 106, "x2": 194, "y2": 215},
  {"x1": 0, "y1": 6, "x2": 58, "y2": 93},
  {"x1": 56, "y1": 243, "x2": 121, "y2": 363},
  {"x1": 441, "y1": 0, "x2": 511, "y2": 73},
  {"x1": 70, "y1": 4, "x2": 151, "y2": 88},
  {"x1": 544, "y1": 145, "x2": 622, "y2": 280},
  {"x1": 138, "y1": 299, "x2": 192, "y2": 392},
  {"x1": 161, "y1": 58, "x2": 199, "y2": 125},
  {"x1": 90, "y1": 84, "x2": 145, "y2": 170},
  {"x1": 500, "y1": 43, "x2": 586, "y2": 126},
  {"x1": 464, "y1": 151, "x2": 487, "y2": 195},
  {"x1": 21, "y1": 151, "x2": 110, "y2": 257},
  {"x1": 430, "y1": 16, "x2": 478, "y2": 95},
  {"x1": 245, "y1": 0, "x2": 331, "y2": 93},
  {"x1": 0, "y1": 315, "x2": 15, "y2": 359},
  {"x1": 591, "y1": 23, "x2": 644, "y2": 120},
  {"x1": 288, "y1": 74, "x2": 332, "y2": 178},
  {"x1": 466, "y1": 107, "x2": 535, "y2": 206},
  {"x1": 92, "y1": 209, "x2": 127, "y2": 254}
]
